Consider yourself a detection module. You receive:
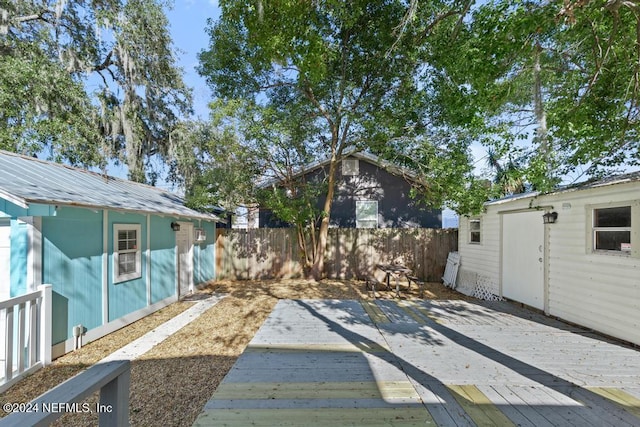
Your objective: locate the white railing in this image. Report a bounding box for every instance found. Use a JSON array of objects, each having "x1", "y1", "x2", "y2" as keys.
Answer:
[
  {"x1": 0, "y1": 284, "x2": 52, "y2": 393},
  {"x1": 0, "y1": 360, "x2": 130, "y2": 427}
]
